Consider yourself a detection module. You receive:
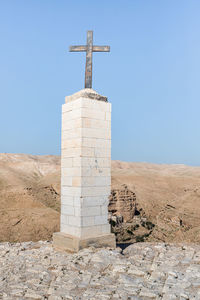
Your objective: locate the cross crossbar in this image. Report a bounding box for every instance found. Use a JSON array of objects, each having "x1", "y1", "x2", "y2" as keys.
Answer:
[
  {"x1": 69, "y1": 31, "x2": 110, "y2": 88},
  {"x1": 69, "y1": 45, "x2": 110, "y2": 52}
]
